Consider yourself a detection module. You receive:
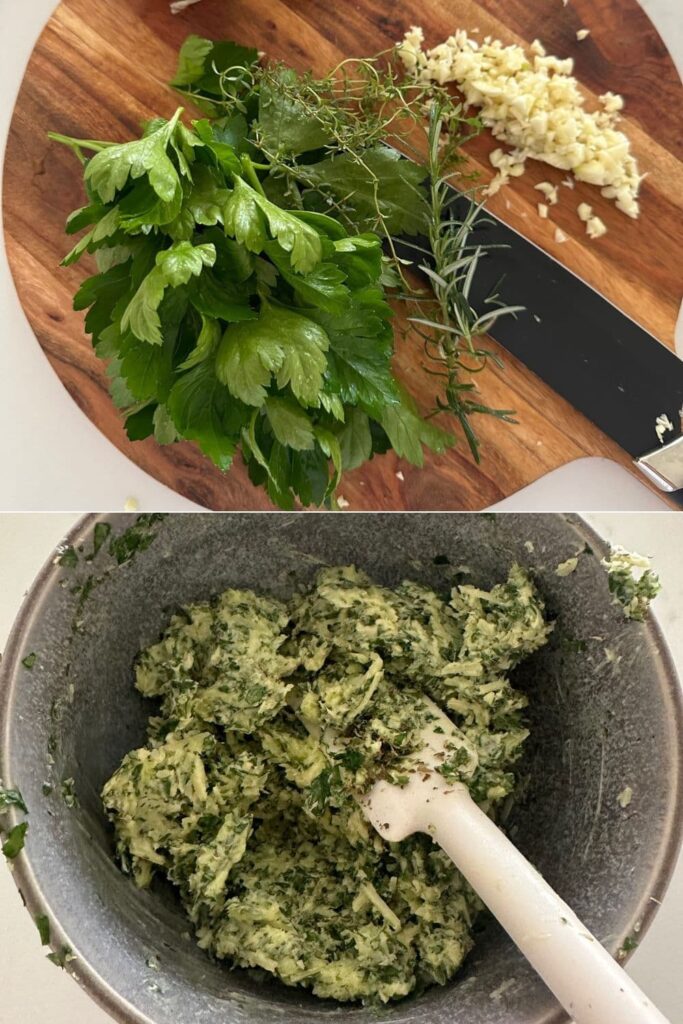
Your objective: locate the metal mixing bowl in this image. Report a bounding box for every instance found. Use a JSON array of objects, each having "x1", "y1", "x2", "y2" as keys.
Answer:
[{"x1": 1, "y1": 513, "x2": 682, "y2": 1024}]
